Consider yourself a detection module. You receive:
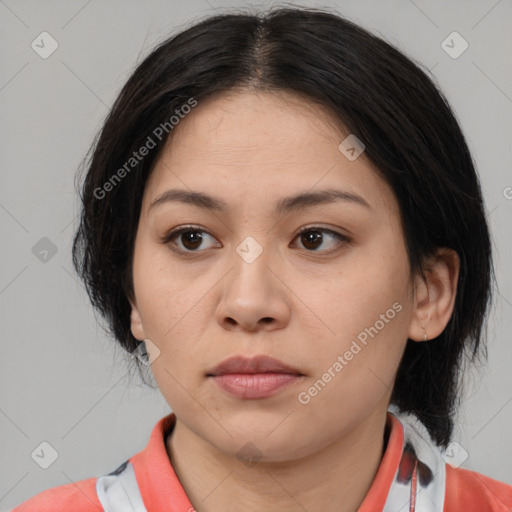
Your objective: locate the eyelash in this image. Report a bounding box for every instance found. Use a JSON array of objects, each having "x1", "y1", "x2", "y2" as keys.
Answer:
[{"x1": 160, "y1": 225, "x2": 351, "y2": 256}]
